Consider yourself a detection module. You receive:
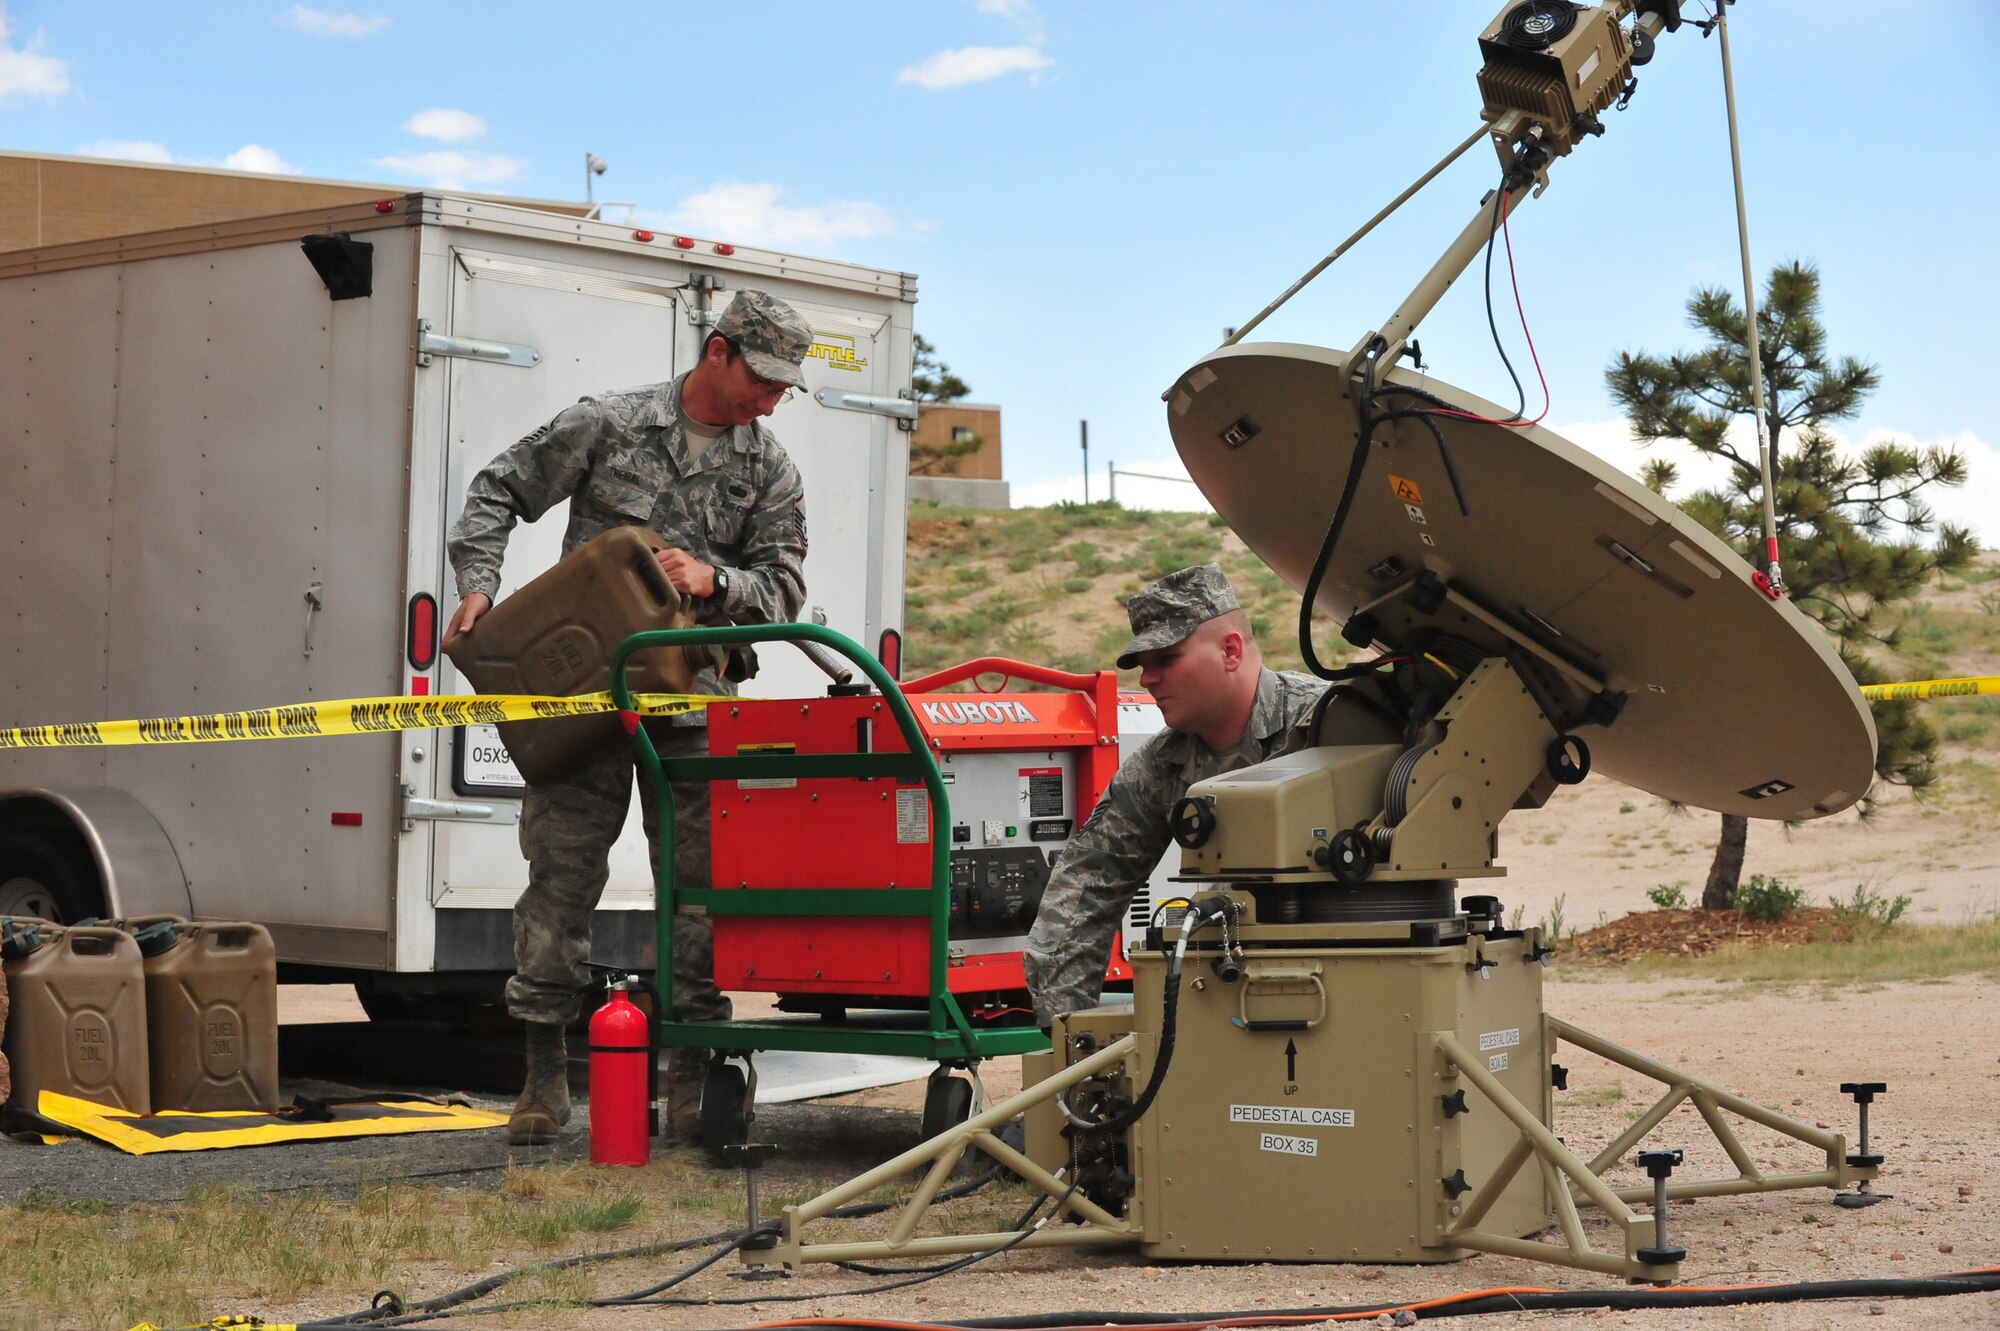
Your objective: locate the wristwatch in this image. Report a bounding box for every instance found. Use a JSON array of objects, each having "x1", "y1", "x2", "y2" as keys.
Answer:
[{"x1": 712, "y1": 568, "x2": 731, "y2": 601}]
